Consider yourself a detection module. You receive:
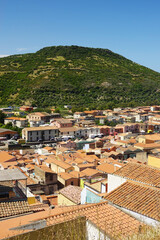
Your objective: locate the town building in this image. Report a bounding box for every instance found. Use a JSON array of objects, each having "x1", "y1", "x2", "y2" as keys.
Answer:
[
  {"x1": 27, "y1": 112, "x2": 53, "y2": 124},
  {"x1": 105, "y1": 181, "x2": 160, "y2": 226},
  {"x1": 58, "y1": 185, "x2": 82, "y2": 206},
  {"x1": 22, "y1": 126, "x2": 59, "y2": 142},
  {"x1": 33, "y1": 165, "x2": 58, "y2": 195},
  {"x1": 4, "y1": 117, "x2": 28, "y2": 128},
  {"x1": 0, "y1": 128, "x2": 17, "y2": 139}
]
